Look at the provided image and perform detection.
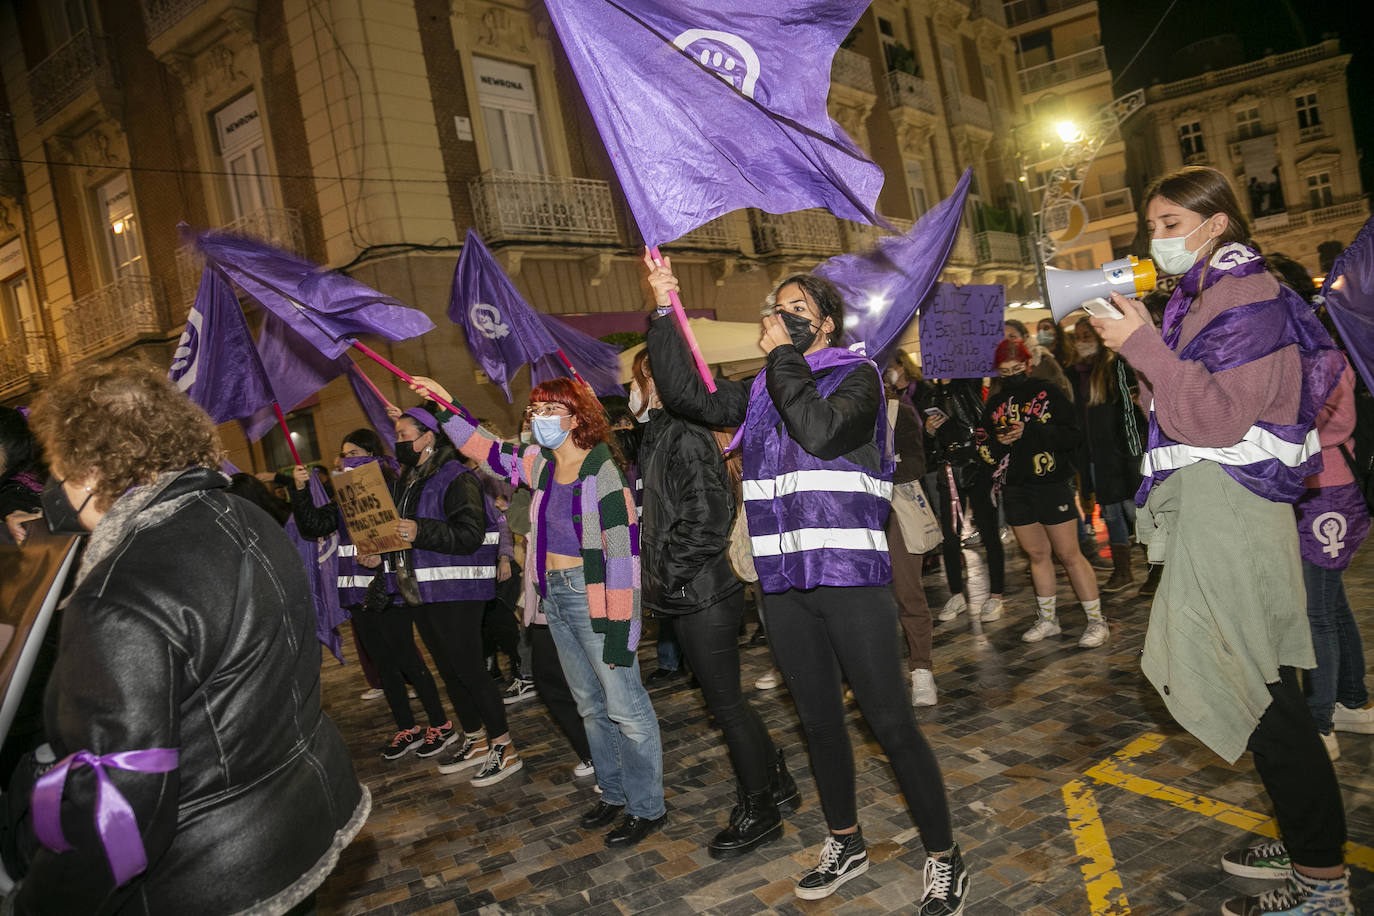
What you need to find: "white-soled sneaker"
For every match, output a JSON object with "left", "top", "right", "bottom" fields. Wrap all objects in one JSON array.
[
  {"left": 360, "top": 687, "right": 385, "bottom": 701},
  {"left": 1021, "top": 617, "right": 1061, "bottom": 643},
  {"left": 912, "top": 668, "right": 938, "bottom": 707},
  {"left": 920, "top": 844, "right": 970, "bottom": 916},
  {"left": 754, "top": 669, "right": 781, "bottom": 690},
  {"left": 572, "top": 758, "right": 595, "bottom": 778},
  {"left": 937, "top": 594, "right": 967, "bottom": 622},
  {"left": 1078, "top": 621, "right": 1109, "bottom": 649},
  {"left": 979, "top": 597, "right": 1003, "bottom": 622},
  {"left": 470, "top": 742, "right": 524, "bottom": 787},
  {"left": 1332, "top": 702, "right": 1374, "bottom": 734},
  {"left": 795, "top": 832, "right": 868, "bottom": 900}
]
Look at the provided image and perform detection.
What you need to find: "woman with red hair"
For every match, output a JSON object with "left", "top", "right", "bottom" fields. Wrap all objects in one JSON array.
[
  {"left": 977, "top": 338, "right": 1107, "bottom": 647},
  {"left": 410, "top": 375, "right": 665, "bottom": 850}
]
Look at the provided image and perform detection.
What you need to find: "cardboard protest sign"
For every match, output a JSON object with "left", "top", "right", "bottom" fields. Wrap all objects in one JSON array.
[
  {"left": 332, "top": 461, "right": 409, "bottom": 556},
  {"left": 917, "top": 283, "right": 1005, "bottom": 379}
]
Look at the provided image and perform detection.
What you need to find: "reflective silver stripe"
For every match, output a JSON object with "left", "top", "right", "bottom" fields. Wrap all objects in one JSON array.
[
  {"left": 416, "top": 565, "right": 497, "bottom": 581},
  {"left": 1140, "top": 422, "right": 1320, "bottom": 476},
  {"left": 340, "top": 533, "right": 497, "bottom": 555},
  {"left": 338, "top": 576, "right": 374, "bottom": 588},
  {"left": 749, "top": 527, "right": 888, "bottom": 557},
  {"left": 743, "top": 469, "right": 891, "bottom": 502},
  {"left": 338, "top": 545, "right": 356, "bottom": 558},
  {"left": 482, "top": 531, "right": 500, "bottom": 545}
]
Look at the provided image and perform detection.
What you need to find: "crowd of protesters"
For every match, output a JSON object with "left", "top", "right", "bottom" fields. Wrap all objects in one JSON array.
[{"left": 0, "top": 165, "right": 1368, "bottom": 915}]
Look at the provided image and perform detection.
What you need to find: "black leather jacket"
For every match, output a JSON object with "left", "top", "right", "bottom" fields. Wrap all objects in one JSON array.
[
  {"left": 15, "top": 469, "right": 367, "bottom": 915},
  {"left": 638, "top": 407, "right": 743, "bottom": 614}
]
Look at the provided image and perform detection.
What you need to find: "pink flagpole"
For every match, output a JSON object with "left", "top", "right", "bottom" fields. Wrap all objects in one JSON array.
[
  {"left": 554, "top": 348, "right": 588, "bottom": 389},
  {"left": 273, "top": 402, "right": 303, "bottom": 466},
  {"left": 349, "top": 340, "right": 471, "bottom": 420},
  {"left": 649, "top": 246, "right": 716, "bottom": 393},
  {"left": 348, "top": 361, "right": 392, "bottom": 408}
]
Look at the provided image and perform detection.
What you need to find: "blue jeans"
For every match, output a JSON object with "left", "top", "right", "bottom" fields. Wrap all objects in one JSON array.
[
  {"left": 542, "top": 568, "right": 665, "bottom": 819},
  {"left": 1302, "top": 560, "right": 1370, "bottom": 733},
  {"left": 1089, "top": 462, "right": 1137, "bottom": 544}
]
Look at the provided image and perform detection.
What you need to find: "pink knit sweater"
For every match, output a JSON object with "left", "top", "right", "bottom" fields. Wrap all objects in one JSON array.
[{"left": 1306, "top": 362, "right": 1357, "bottom": 489}]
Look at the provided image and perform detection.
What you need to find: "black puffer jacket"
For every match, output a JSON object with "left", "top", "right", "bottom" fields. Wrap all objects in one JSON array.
[
  {"left": 639, "top": 407, "right": 742, "bottom": 614},
  {"left": 15, "top": 468, "right": 368, "bottom": 915}
]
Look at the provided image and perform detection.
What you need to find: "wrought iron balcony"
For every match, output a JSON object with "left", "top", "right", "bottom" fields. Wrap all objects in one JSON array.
[
  {"left": 885, "top": 71, "right": 938, "bottom": 115},
  {"left": 748, "top": 210, "right": 843, "bottom": 256},
  {"left": 672, "top": 216, "right": 736, "bottom": 250},
  {"left": 140, "top": 0, "right": 210, "bottom": 39},
  {"left": 177, "top": 207, "right": 304, "bottom": 307},
  {"left": 0, "top": 114, "right": 19, "bottom": 201},
  {"left": 831, "top": 49, "right": 875, "bottom": 94},
  {"left": 974, "top": 230, "right": 1030, "bottom": 264},
  {"left": 65, "top": 275, "right": 166, "bottom": 362},
  {"left": 839, "top": 217, "right": 914, "bottom": 253},
  {"left": 27, "top": 30, "right": 119, "bottom": 126},
  {"left": 0, "top": 332, "right": 50, "bottom": 400},
  {"left": 469, "top": 171, "right": 619, "bottom": 245},
  {"left": 1018, "top": 46, "right": 1108, "bottom": 94},
  {"left": 944, "top": 93, "right": 993, "bottom": 132}
]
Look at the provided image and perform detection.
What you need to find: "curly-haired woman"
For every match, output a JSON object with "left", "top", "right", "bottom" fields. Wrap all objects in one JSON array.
[{"left": 19, "top": 360, "right": 367, "bottom": 914}]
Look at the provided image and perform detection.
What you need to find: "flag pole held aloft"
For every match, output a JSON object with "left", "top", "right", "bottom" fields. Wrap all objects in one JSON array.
[
  {"left": 272, "top": 402, "right": 302, "bottom": 466},
  {"left": 349, "top": 340, "right": 471, "bottom": 422},
  {"left": 650, "top": 247, "right": 716, "bottom": 392}
]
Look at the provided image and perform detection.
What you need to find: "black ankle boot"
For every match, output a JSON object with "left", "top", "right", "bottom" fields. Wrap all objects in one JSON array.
[
  {"left": 708, "top": 788, "right": 781, "bottom": 859},
  {"left": 770, "top": 749, "right": 799, "bottom": 811}
]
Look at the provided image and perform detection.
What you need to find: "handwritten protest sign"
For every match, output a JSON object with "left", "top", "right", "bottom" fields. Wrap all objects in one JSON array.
[
  {"left": 917, "top": 283, "right": 1005, "bottom": 379},
  {"left": 332, "top": 461, "right": 408, "bottom": 556}
]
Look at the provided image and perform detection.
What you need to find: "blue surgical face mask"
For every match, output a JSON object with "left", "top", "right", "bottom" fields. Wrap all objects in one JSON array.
[
  {"left": 531, "top": 415, "right": 570, "bottom": 448},
  {"left": 1150, "top": 220, "right": 1210, "bottom": 275}
]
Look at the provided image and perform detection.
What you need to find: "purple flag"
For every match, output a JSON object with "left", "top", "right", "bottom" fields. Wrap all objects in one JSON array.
[
  {"left": 543, "top": 0, "right": 883, "bottom": 248},
  {"left": 449, "top": 230, "right": 624, "bottom": 400},
  {"left": 348, "top": 364, "right": 397, "bottom": 453},
  {"left": 815, "top": 168, "right": 972, "bottom": 364},
  {"left": 194, "top": 231, "right": 435, "bottom": 359},
  {"left": 285, "top": 471, "right": 346, "bottom": 663},
  {"left": 169, "top": 265, "right": 276, "bottom": 425},
  {"left": 244, "top": 312, "right": 353, "bottom": 441},
  {"left": 1322, "top": 216, "right": 1374, "bottom": 393}
]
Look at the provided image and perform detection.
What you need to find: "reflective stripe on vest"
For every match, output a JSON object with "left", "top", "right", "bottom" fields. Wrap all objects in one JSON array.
[
  {"left": 339, "top": 575, "right": 374, "bottom": 589},
  {"left": 742, "top": 468, "right": 892, "bottom": 502},
  {"left": 1140, "top": 423, "right": 1320, "bottom": 477},
  {"left": 750, "top": 526, "right": 888, "bottom": 557}
]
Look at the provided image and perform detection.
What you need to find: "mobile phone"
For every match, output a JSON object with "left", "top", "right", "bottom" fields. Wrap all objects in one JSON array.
[
  {"left": 924, "top": 408, "right": 948, "bottom": 419},
  {"left": 1082, "top": 297, "right": 1123, "bottom": 319}
]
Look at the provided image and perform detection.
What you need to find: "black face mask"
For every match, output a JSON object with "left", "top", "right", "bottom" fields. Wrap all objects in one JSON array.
[
  {"left": 1000, "top": 372, "right": 1030, "bottom": 389},
  {"left": 777, "top": 310, "right": 822, "bottom": 351},
  {"left": 42, "top": 476, "right": 94, "bottom": 535},
  {"left": 395, "top": 440, "right": 422, "bottom": 467}
]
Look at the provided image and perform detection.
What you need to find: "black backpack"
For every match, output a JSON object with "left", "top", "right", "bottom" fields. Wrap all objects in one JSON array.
[{"left": 1338, "top": 384, "right": 1374, "bottom": 510}]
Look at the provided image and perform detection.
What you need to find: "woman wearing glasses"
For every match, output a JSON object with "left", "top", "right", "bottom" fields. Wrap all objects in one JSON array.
[
  {"left": 408, "top": 377, "right": 665, "bottom": 850},
  {"left": 977, "top": 339, "right": 1107, "bottom": 648}
]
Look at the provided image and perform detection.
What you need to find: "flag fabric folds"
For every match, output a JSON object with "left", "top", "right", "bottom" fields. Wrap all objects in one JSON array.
[
  {"left": 543, "top": 0, "right": 883, "bottom": 248},
  {"left": 815, "top": 168, "right": 973, "bottom": 364},
  {"left": 449, "top": 229, "right": 624, "bottom": 399},
  {"left": 244, "top": 312, "right": 354, "bottom": 441},
  {"left": 284, "top": 472, "right": 347, "bottom": 663},
  {"left": 169, "top": 264, "right": 276, "bottom": 425},
  {"left": 1322, "top": 216, "right": 1374, "bottom": 393}
]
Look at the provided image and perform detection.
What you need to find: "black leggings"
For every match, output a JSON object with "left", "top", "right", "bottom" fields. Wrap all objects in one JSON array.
[
  {"left": 936, "top": 468, "right": 1003, "bottom": 595},
  {"left": 413, "top": 599, "right": 509, "bottom": 738},
  {"left": 764, "top": 585, "right": 953, "bottom": 851},
  {"left": 671, "top": 589, "right": 776, "bottom": 794},
  {"left": 1248, "top": 667, "right": 1347, "bottom": 868},
  {"left": 482, "top": 575, "right": 524, "bottom": 678},
  {"left": 351, "top": 608, "right": 447, "bottom": 732},
  {"left": 529, "top": 624, "right": 591, "bottom": 761}
]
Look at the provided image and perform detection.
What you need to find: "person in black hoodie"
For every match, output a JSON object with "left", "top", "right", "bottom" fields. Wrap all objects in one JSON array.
[
  {"left": 630, "top": 349, "right": 797, "bottom": 858},
  {"left": 977, "top": 339, "right": 1108, "bottom": 648}
]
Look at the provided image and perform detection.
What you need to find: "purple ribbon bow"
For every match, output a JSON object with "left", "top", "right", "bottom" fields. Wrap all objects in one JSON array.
[{"left": 32, "top": 748, "right": 179, "bottom": 886}]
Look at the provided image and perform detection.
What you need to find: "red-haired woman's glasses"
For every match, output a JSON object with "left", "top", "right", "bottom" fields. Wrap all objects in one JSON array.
[{"left": 526, "top": 403, "right": 571, "bottom": 418}]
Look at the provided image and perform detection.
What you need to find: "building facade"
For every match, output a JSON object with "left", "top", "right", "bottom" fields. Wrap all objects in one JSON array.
[
  {"left": 0, "top": 0, "right": 1040, "bottom": 472},
  {"left": 1125, "top": 39, "right": 1368, "bottom": 279}
]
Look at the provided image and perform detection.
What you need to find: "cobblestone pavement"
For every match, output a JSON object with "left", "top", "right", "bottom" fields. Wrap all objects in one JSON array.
[{"left": 315, "top": 534, "right": 1374, "bottom": 915}]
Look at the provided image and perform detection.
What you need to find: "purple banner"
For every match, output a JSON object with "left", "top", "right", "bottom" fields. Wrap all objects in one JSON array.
[{"left": 917, "top": 283, "right": 1006, "bottom": 379}]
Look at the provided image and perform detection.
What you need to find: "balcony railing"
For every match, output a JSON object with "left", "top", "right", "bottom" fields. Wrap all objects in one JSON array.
[
  {"left": 1018, "top": 46, "right": 1108, "bottom": 94},
  {"left": 0, "top": 332, "right": 50, "bottom": 399},
  {"left": 749, "top": 210, "right": 843, "bottom": 256},
  {"left": 840, "top": 217, "right": 915, "bottom": 253},
  {"left": 469, "top": 171, "right": 618, "bottom": 245},
  {"left": 66, "top": 274, "right": 166, "bottom": 362},
  {"left": 831, "top": 49, "right": 875, "bottom": 94},
  {"left": 177, "top": 207, "right": 305, "bottom": 308},
  {"left": 962, "top": 0, "right": 1008, "bottom": 26},
  {"left": 1003, "top": 0, "right": 1094, "bottom": 27},
  {"left": 885, "top": 71, "right": 937, "bottom": 115},
  {"left": 974, "top": 231, "right": 1029, "bottom": 264},
  {"left": 140, "top": 0, "right": 209, "bottom": 39},
  {"left": 0, "top": 114, "right": 19, "bottom": 200},
  {"left": 944, "top": 93, "right": 993, "bottom": 132},
  {"left": 1152, "top": 41, "right": 1338, "bottom": 100},
  {"left": 27, "top": 30, "right": 119, "bottom": 125},
  {"left": 672, "top": 215, "right": 736, "bottom": 250},
  {"left": 1250, "top": 199, "right": 1369, "bottom": 235},
  {"left": 948, "top": 228, "right": 977, "bottom": 264},
  {"left": 1080, "top": 187, "right": 1134, "bottom": 223}
]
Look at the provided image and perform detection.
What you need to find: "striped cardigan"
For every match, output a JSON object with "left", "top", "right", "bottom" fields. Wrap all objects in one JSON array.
[{"left": 438, "top": 411, "right": 641, "bottom": 666}]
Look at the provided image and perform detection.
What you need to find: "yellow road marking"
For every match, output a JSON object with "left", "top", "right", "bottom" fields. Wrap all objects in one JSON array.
[{"left": 1062, "top": 779, "right": 1132, "bottom": 916}]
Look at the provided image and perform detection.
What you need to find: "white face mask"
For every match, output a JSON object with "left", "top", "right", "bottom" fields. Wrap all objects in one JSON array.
[
  {"left": 1077, "top": 342, "right": 1098, "bottom": 359},
  {"left": 628, "top": 383, "right": 649, "bottom": 422},
  {"left": 1150, "top": 219, "right": 1212, "bottom": 275}
]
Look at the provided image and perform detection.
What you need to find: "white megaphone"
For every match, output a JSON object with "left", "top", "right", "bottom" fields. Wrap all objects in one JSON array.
[{"left": 1046, "top": 257, "right": 1157, "bottom": 323}]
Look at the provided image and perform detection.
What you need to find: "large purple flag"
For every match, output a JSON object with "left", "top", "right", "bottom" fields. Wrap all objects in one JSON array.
[
  {"left": 543, "top": 0, "right": 883, "bottom": 248},
  {"left": 815, "top": 168, "right": 972, "bottom": 364},
  {"left": 194, "top": 231, "right": 435, "bottom": 359},
  {"left": 449, "top": 230, "right": 624, "bottom": 399},
  {"left": 169, "top": 264, "right": 276, "bottom": 424},
  {"left": 244, "top": 312, "right": 352, "bottom": 441},
  {"left": 285, "top": 471, "right": 346, "bottom": 663},
  {"left": 348, "top": 364, "right": 398, "bottom": 453},
  {"left": 1322, "top": 216, "right": 1374, "bottom": 393}
]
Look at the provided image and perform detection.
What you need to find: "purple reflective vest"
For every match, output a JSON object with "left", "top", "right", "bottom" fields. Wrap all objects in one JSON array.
[
  {"left": 741, "top": 348, "right": 894, "bottom": 593},
  {"left": 400, "top": 459, "right": 499, "bottom": 603},
  {"left": 335, "top": 534, "right": 374, "bottom": 607}
]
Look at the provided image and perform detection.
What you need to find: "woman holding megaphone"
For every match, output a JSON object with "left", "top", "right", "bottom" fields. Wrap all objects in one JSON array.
[{"left": 1092, "top": 166, "right": 1350, "bottom": 915}]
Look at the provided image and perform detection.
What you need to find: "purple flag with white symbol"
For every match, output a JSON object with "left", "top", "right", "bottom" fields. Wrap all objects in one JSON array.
[
  {"left": 194, "top": 231, "right": 435, "bottom": 359},
  {"left": 449, "top": 230, "right": 623, "bottom": 400},
  {"left": 1322, "top": 216, "right": 1374, "bottom": 393},
  {"left": 169, "top": 264, "right": 276, "bottom": 424},
  {"left": 543, "top": 0, "right": 883, "bottom": 248},
  {"left": 244, "top": 312, "right": 353, "bottom": 441},
  {"left": 815, "top": 168, "right": 972, "bottom": 364}
]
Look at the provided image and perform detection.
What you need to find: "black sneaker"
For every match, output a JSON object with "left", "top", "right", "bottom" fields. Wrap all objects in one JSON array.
[
  {"left": 381, "top": 727, "right": 423, "bottom": 760},
  {"left": 795, "top": 831, "right": 868, "bottom": 900},
  {"left": 920, "top": 844, "right": 970, "bottom": 916},
  {"left": 1221, "top": 838, "right": 1290, "bottom": 879},
  {"left": 415, "top": 721, "right": 457, "bottom": 759},
  {"left": 470, "top": 742, "right": 523, "bottom": 787},
  {"left": 503, "top": 677, "right": 536, "bottom": 706},
  {"left": 1221, "top": 875, "right": 1309, "bottom": 916},
  {"left": 646, "top": 667, "right": 682, "bottom": 685}
]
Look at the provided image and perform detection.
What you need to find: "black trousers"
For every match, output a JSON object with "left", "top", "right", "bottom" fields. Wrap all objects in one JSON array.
[
  {"left": 529, "top": 624, "right": 591, "bottom": 761},
  {"left": 764, "top": 584, "right": 953, "bottom": 851},
  {"left": 671, "top": 589, "right": 775, "bottom": 794},
  {"left": 482, "top": 573, "right": 524, "bottom": 679},
  {"left": 350, "top": 608, "right": 446, "bottom": 732},
  {"left": 413, "top": 599, "right": 509, "bottom": 738},
  {"left": 1248, "top": 667, "right": 1347, "bottom": 868},
  {"left": 936, "top": 468, "right": 1003, "bottom": 595}
]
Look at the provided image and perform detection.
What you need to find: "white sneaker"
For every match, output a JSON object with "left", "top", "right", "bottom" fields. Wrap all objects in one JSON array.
[
  {"left": 754, "top": 669, "right": 781, "bottom": 690},
  {"left": 1021, "top": 617, "right": 1061, "bottom": 643},
  {"left": 360, "top": 687, "right": 385, "bottom": 701},
  {"left": 1321, "top": 730, "right": 1341, "bottom": 761},
  {"left": 1078, "top": 621, "right": 1110, "bottom": 649},
  {"left": 1332, "top": 702, "right": 1374, "bottom": 734},
  {"left": 937, "top": 594, "right": 967, "bottom": 622},
  {"left": 911, "top": 669, "right": 937, "bottom": 707},
  {"left": 572, "top": 758, "right": 595, "bottom": 778},
  {"left": 979, "top": 597, "right": 1003, "bottom": 622}
]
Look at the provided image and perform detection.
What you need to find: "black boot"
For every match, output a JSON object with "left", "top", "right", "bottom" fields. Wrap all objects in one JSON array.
[
  {"left": 1137, "top": 562, "right": 1163, "bottom": 599},
  {"left": 770, "top": 749, "right": 799, "bottom": 811},
  {"left": 708, "top": 788, "right": 781, "bottom": 859}
]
